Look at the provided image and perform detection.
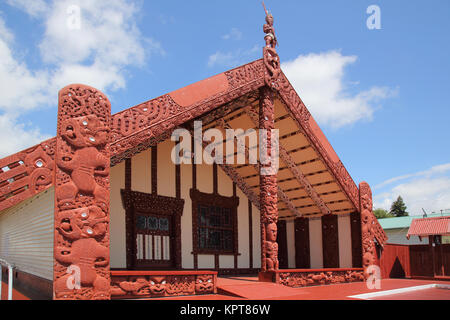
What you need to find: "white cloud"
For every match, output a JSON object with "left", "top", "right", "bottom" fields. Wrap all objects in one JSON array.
[
  {"left": 373, "top": 163, "right": 450, "bottom": 216},
  {"left": 6, "top": 0, "right": 49, "bottom": 17},
  {"left": 374, "top": 163, "right": 450, "bottom": 190},
  {"left": 222, "top": 28, "right": 243, "bottom": 41},
  {"left": 281, "top": 50, "right": 397, "bottom": 128},
  {"left": 0, "top": 34, "right": 51, "bottom": 112},
  {"left": 208, "top": 45, "right": 259, "bottom": 68},
  {"left": 0, "top": 0, "right": 162, "bottom": 157},
  {"left": 0, "top": 114, "right": 51, "bottom": 158}
]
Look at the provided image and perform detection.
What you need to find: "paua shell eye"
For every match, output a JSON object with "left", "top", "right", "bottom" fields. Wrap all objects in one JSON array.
[{"left": 150, "top": 281, "right": 155, "bottom": 285}]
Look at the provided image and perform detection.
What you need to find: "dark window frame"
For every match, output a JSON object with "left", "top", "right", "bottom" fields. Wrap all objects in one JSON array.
[{"left": 190, "top": 188, "right": 239, "bottom": 255}]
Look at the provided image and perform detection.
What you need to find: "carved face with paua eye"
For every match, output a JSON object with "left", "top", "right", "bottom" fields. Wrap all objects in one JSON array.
[
  {"left": 61, "top": 115, "right": 109, "bottom": 149},
  {"left": 149, "top": 276, "right": 167, "bottom": 296},
  {"left": 195, "top": 275, "right": 214, "bottom": 294}
]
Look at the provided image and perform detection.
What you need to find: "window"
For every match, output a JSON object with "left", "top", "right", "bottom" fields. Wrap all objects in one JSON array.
[
  {"left": 198, "top": 205, "right": 233, "bottom": 252},
  {"left": 191, "top": 189, "right": 239, "bottom": 255}
]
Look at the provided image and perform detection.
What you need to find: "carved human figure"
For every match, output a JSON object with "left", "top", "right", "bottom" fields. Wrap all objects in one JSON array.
[
  {"left": 56, "top": 115, "right": 110, "bottom": 212},
  {"left": 359, "top": 182, "right": 378, "bottom": 279},
  {"left": 54, "top": 238, "right": 110, "bottom": 299},
  {"left": 56, "top": 206, "right": 109, "bottom": 241},
  {"left": 262, "top": 3, "right": 280, "bottom": 88},
  {"left": 264, "top": 222, "right": 279, "bottom": 271},
  {"left": 262, "top": 2, "right": 277, "bottom": 48}
]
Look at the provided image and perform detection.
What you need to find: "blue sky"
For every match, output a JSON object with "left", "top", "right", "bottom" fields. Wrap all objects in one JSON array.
[{"left": 0, "top": 0, "right": 449, "bottom": 215}]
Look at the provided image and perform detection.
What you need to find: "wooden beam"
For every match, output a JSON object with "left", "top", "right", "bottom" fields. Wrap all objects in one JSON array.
[
  {"left": 245, "top": 107, "right": 332, "bottom": 216},
  {"left": 215, "top": 117, "right": 301, "bottom": 217}
]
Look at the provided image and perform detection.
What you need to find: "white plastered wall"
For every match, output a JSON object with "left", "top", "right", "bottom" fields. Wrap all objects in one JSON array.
[
  {"left": 110, "top": 161, "right": 127, "bottom": 268},
  {"left": 286, "top": 219, "right": 296, "bottom": 268},
  {"left": 338, "top": 214, "right": 353, "bottom": 268},
  {"left": 109, "top": 138, "right": 261, "bottom": 270},
  {"left": 309, "top": 217, "right": 323, "bottom": 268}
]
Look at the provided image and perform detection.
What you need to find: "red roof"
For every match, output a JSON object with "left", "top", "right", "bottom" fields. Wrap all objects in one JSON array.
[
  {"left": 407, "top": 216, "right": 450, "bottom": 239},
  {"left": 0, "top": 59, "right": 361, "bottom": 214}
]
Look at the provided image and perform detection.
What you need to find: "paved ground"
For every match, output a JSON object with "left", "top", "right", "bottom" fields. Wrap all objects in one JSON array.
[
  {"left": 1, "top": 281, "right": 30, "bottom": 300},
  {"left": 161, "top": 277, "right": 450, "bottom": 300},
  {"left": 3, "top": 278, "right": 450, "bottom": 300}
]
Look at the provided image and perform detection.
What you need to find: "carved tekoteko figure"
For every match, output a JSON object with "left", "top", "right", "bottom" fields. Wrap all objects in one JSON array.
[{"left": 262, "top": 2, "right": 281, "bottom": 89}]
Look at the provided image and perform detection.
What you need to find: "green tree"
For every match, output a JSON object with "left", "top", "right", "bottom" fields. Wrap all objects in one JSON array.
[
  {"left": 373, "top": 208, "right": 394, "bottom": 219},
  {"left": 389, "top": 196, "right": 409, "bottom": 217}
]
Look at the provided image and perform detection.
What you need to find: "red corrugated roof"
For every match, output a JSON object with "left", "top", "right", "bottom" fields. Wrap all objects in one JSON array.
[{"left": 407, "top": 216, "right": 450, "bottom": 239}]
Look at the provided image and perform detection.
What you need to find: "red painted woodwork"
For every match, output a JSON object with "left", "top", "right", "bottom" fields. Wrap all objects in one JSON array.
[
  {"left": 277, "top": 220, "right": 288, "bottom": 269},
  {"left": 0, "top": 57, "right": 365, "bottom": 220},
  {"left": 0, "top": 139, "right": 55, "bottom": 212},
  {"left": 259, "top": 86, "right": 279, "bottom": 273},
  {"left": 322, "top": 214, "right": 340, "bottom": 268},
  {"left": 380, "top": 244, "right": 411, "bottom": 279},
  {"left": 359, "top": 182, "right": 386, "bottom": 279},
  {"left": 294, "top": 217, "right": 310, "bottom": 268},
  {"left": 380, "top": 243, "right": 450, "bottom": 279},
  {"left": 54, "top": 84, "right": 112, "bottom": 300},
  {"left": 259, "top": 268, "right": 365, "bottom": 288},
  {"left": 110, "top": 270, "right": 217, "bottom": 299},
  {"left": 262, "top": 7, "right": 280, "bottom": 90}
]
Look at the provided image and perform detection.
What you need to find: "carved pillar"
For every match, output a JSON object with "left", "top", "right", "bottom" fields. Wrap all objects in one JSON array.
[
  {"left": 259, "top": 86, "right": 279, "bottom": 273},
  {"left": 359, "top": 182, "right": 376, "bottom": 279},
  {"left": 54, "top": 84, "right": 111, "bottom": 300}
]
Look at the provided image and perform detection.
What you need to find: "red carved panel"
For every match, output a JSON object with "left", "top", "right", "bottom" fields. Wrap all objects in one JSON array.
[
  {"left": 54, "top": 84, "right": 111, "bottom": 300},
  {"left": 0, "top": 139, "right": 56, "bottom": 211},
  {"left": 110, "top": 271, "right": 217, "bottom": 299},
  {"left": 359, "top": 182, "right": 388, "bottom": 278},
  {"left": 322, "top": 214, "right": 340, "bottom": 268},
  {"left": 276, "top": 268, "right": 365, "bottom": 288},
  {"left": 259, "top": 86, "right": 279, "bottom": 273},
  {"left": 294, "top": 217, "right": 310, "bottom": 268}
]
